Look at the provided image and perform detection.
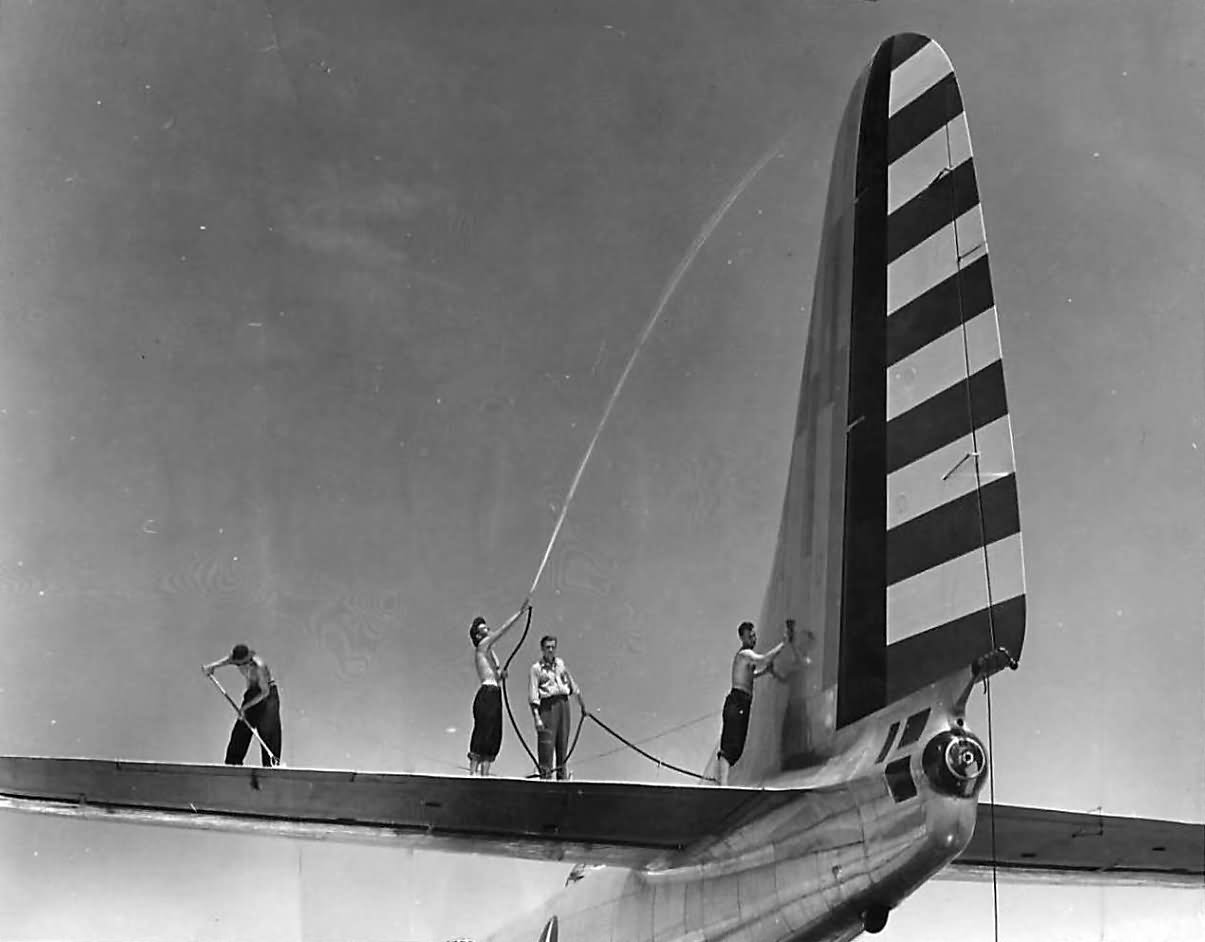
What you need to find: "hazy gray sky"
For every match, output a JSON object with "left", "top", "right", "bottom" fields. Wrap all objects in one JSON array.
[{"left": 0, "top": 1, "right": 1202, "bottom": 939}]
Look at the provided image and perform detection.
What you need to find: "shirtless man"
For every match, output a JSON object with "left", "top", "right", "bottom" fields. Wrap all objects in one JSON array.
[
  {"left": 716, "top": 621, "right": 791, "bottom": 786},
  {"left": 203, "top": 644, "right": 282, "bottom": 767},
  {"left": 467, "top": 597, "right": 531, "bottom": 776}
]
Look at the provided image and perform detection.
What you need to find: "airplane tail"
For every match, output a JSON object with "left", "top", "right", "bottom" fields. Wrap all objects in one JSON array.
[{"left": 733, "top": 34, "right": 1026, "bottom": 782}]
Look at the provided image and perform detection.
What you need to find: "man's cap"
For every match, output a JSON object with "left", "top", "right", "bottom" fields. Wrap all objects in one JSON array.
[
  {"left": 737, "top": 621, "right": 755, "bottom": 634},
  {"left": 470, "top": 616, "right": 486, "bottom": 631},
  {"left": 230, "top": 643, "right": 252, "bottom": 664}
]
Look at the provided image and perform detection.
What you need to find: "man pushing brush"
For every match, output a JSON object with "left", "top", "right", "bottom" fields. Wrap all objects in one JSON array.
[{"left": 203, "top": 644, "right": 282, "bottom": 767}]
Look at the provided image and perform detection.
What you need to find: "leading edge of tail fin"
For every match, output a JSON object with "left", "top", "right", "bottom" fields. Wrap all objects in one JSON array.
[{"left": 739, "top": 34, "right": 1026, "bottom": 780}]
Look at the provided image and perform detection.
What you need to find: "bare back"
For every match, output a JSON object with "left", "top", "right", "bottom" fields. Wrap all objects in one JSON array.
[{"left": 237, "top": 656, "right": 272, "bottom": 693}]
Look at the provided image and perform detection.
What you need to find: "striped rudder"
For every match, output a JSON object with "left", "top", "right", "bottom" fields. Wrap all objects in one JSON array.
[
  {"left": 879, "top": 35, "right": 1025, "bottom": 705},
  {"left": 736, "top": 34, "right": 1026, "bottom": 780}
]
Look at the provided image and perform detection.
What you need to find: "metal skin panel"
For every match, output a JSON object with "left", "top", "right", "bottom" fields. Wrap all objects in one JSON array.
[
  {"left": 652, "top": 881, "right": 686, "bottom": 942},
  {"left": 738, "top": 866, "right": 776, "bottom": 928},
  {"left": 683, "top": 879, "right": 705, "bottom": 935},
  {"left": 700, "top": 871, "right": 743, "bottom": 930},
  {"left": 603, "top": 873, "right": 653, "bottom": 942},
  {"left": 772, "top": 857, "right": 820, "bottom": 935},
  {"left": 558, "top": 908, "right": 604, "bottom": 942}
]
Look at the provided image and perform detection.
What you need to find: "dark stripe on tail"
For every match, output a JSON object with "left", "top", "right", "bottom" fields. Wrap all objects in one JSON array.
[
  {"left": 887, "top": 255, "right": 994, "bottom": 366},
  {"left": 890, "top": 34, "right": 931, "bottom": 69},
  {"left": 887, "top": 159, "right": 980, "bottom": 263},
  {"left": 887, "top": 475, "right": 1021, "bottom": 586},
  {"left": 886, "top": 360, "right": 1009, "bottom": 475},
  {"left": 887, "top": 596, "right": 1026, "bottom": 700},
  {"left": 887, "top": 73, "right": 963, "bottom": 163}
]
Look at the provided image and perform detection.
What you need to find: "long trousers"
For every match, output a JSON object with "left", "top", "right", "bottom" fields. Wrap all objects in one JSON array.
[
  {"left": 536, "top": 695, "right": 571, "bottom": 779},
  {"left": 225, "top": 686, "right": 282, "bottom": 767}
]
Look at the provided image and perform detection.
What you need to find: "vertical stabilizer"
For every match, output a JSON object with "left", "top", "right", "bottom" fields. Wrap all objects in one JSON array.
[{"left": 734, "top": 35, "right": 1025, "bottom": 783}]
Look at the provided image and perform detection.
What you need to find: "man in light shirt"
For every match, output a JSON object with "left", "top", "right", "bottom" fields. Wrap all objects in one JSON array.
[{"left": 528, "top": 635, "right": 582, "bottom": 780}]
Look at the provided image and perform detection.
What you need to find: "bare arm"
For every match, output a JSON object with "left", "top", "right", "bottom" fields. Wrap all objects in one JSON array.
[
  {"left": 202, "top": 656, "right": 231, "bottom": 675},
  {"left": 746, "top": 641, "right": 787, "bottom": 670},
  {"left": 482, "top": 597, "right": 531, "bottom": 653},
  {"left": 754, "top": 625, "right": 797, "bottom": 678}
]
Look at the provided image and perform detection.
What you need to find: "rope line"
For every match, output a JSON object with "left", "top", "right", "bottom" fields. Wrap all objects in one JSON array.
[
  {"left": 943, "top": 97, "right": 1001, "bottom": 942},
  {"left": 582, "top": 710, "right": 715, "bottom": 782},
  {"left": 500, "top": 607, "right": 540, "bottom": 771},
  {"left": 574, "top": 709, "right": 718, "bottom": 767}
]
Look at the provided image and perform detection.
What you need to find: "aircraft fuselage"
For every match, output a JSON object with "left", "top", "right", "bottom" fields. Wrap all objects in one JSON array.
[{"left": 488, "top": 676, "right": 986, "bottom": 942}]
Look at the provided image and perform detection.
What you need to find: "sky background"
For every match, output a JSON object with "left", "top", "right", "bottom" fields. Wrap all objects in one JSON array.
[{"left": 0, "top": 0, "right": 1202, "bottom": 939}]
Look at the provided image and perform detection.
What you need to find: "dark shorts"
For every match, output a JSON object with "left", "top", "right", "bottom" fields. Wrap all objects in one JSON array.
[
  {"left": 718, "top": 688, "right": 753, "bottom": 766},
  {"left": 468, "top": 684, "right": 503, "bottom": 762}
]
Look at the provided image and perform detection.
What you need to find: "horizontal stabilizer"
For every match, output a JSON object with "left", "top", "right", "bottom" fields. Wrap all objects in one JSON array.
[
  {"left": 0, "top": 756, "right": 797, "bottom": 867},
  {"left": 951, "top": 803, "right": 1205, "bottom": 884}
]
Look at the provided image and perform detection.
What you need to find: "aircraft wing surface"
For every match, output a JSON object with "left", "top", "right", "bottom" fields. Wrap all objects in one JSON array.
[
  {"left": 0, "top": 756, "right": 798, "bottom": 867},
  {"left": 950, "top": 803, "right": 1204, "bottom": 884}
]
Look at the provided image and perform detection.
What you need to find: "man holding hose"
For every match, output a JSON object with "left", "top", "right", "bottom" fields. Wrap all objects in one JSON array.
[{"left": 467, "top": 597, "right": 531, "bottom": 775}]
